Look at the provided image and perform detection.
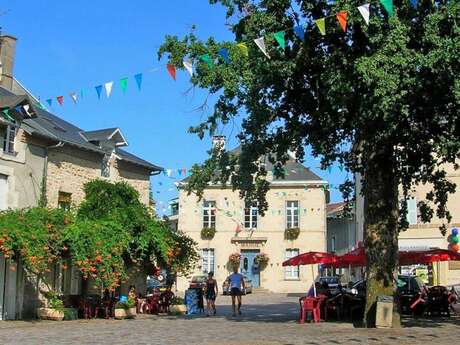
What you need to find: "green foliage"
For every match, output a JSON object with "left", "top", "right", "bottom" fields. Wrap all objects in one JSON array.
[
  {"left": 201, "top": 227, "right": 216, "bottom": 240},
  {"left": 158, "top": 0, "right": 460, "bottom": 232},
  {"left": 44, "top": 291, "right": 64, "bottom": 312},
  {"left": 115, "top": 298, "right": 136, "bottom": 309},
  {"left": 284, "top": 227, "right": 300, "bottom": 240},
  {"left": 0, "top": 207, "right": 72, "bottom": 274}
]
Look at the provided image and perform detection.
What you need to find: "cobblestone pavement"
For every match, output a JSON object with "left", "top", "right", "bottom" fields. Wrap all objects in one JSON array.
[{"left": 1, "top": 293, "right": 459, "bottom": 345}]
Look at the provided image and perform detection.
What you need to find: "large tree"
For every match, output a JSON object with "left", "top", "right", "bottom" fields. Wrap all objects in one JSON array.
[{"left": 159, "top": 0, "right": 460, "bottom": 326}]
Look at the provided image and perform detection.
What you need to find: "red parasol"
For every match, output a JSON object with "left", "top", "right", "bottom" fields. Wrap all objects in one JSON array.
[
  {"left": 399, "top": 249, "right": 460, "bottom": 265},
  {"left": 282, "top": 251, "right": 338, "bottom": 267}
]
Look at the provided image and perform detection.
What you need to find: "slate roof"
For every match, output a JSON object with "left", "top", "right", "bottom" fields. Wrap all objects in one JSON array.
[
  {"left": 181, "top": 145, "right": 324, "bottom": 184},
  {"left": 81, "top": 128, "right": 119, "bottom": 141},
  {"left": 0, "top": 86, "right": 162, "bottom": 172}
]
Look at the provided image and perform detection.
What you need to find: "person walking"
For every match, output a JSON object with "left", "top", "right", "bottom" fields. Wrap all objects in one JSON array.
[
  {"left": 227, "top": 267, "right": 245, "bottom": 317},
  {"left": 205, "top": 271, "right": 218, "bottom": 316}
]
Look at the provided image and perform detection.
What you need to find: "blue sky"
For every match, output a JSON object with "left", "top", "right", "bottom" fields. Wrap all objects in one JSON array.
[{"left": 1, "top": 0, "right": 347, "bottom": 214}]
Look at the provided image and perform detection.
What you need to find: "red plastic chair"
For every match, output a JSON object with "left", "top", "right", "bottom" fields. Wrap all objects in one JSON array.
[
  {"left": 299, "top": 297, "right": 320, "bottom": 323},
  {"left": 148, "top": 295, "right": 159, "bottom": 314}
]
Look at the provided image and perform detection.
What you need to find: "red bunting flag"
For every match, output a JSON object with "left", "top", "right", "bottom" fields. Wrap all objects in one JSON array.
[
  {"left": 56, "top": 96, "right": 64, "bottom": 106},
  {"left": 167, "top": 64, "right": 176, "bottom": 81},
  {"left": 336, "top": 11, "right": 348, "bottom": 32}
]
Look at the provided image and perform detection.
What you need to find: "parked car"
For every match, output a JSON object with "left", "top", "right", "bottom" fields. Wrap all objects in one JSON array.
[
  {"left": 189, "top": 275, "right": 208, "bottom": 290},
  {"left": 222, "top": 276, "right": 253, "bottom": 295},
  {"left": 318, "top": 276, "right": 342, "bottom": 295}
]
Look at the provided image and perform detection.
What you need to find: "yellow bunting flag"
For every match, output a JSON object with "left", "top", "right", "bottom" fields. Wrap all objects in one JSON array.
[
  {"left": 236, "top": 43, "right": 249, "bottom": 57},
  {"left": 315, "top": 18, "right": 326, "bottom": 36}
]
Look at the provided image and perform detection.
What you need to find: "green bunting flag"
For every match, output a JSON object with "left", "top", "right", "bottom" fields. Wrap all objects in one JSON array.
[
  {"left": 2, "top": 109, "right": 14, "bottom": 122},
  {"left": 380, "top": 0, "right": 394, "bottom": 16},
  {"left": 316, "top": 18, "right": 326, "bottom": 36},
  {"left": 273, "top": 31, "right": 286, "bottom": 50},
  {"left": 200, "top": 54, "right": 213, "bottom": 68},
  {"left": 120, "top": 77, "right": 128, "bottom": 93}
]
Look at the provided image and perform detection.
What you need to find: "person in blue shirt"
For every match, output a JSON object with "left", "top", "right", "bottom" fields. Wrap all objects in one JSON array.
[{"left": 226, "top": 266, "right": 246, "bottom": 317}]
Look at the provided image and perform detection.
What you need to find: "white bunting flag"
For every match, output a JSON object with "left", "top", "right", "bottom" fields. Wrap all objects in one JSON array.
[
  {"left": 358, "top": 3, "right": 370, "bottom": 25},
  {"left": 254, "top": 37, "right": 270, "bottom": 59},
  {"left": 104, "top": 81, "right": 114, "bottom": 98},
  {"left": 183, "top": 59, "right": 193, "bottom": 76},
  {"left": 69, "top": 92, "right": 78, "bottom": 104},
  {"left": 167, "top": 169, "right": 173, "bottom": 177}
]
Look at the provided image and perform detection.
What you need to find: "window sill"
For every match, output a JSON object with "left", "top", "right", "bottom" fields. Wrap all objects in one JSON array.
[{"left": 284, "top": 278, "right": 301, "bottom": 281}]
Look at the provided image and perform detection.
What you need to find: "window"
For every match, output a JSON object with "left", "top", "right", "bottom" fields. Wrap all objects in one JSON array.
[
  {"left": 286, "top": 201, "right": 299, "bottom": 229},
  {"left": 331, "top": 236, "right": 336, "bottom": 252},
  {"left": 285, "top": 249, "right": 299, "bottom": 279},
  {"left": 2, "top": 125, "right": 16, "bottom": 154},
  {"left": 203, "top": 200, "right": 216, "bottom": 229},
  {"left": 101, "top": 154, "right": 110, "bottom": 178},
  {"left": 58, "top": 192, "right": 72, "bottom": 211},
  {"left": 0, "top": 174, "right": 7, "bottom": 210},
  {"left": 201, "top": 249, "right": 215, "bottom": 274},
  {"left": 244, "top": 202, "right": 258, "bottom": 229},
  {"left": 406, "top": 197, "right": 417, "bottom": 225}
]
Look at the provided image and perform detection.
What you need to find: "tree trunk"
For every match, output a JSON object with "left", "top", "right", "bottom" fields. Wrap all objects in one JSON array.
[{"left": 363, "top": 146, "right": 400, "bottom": 328}]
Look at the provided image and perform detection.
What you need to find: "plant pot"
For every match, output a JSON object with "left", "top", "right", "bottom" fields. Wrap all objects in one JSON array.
[
  {"left": 169, "top": 304, "right": 187, "bottom": 315},
  {"left": 114, "top": 307, "right": 137, "bottom": 319},
  {"left": 38, "top": 308, "right": 64, "bottom": 321}
]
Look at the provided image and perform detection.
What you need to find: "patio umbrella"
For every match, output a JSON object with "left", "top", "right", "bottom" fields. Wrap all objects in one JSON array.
[
  {"left": 399, "top": 249, "right": 460, "bottom": 265},
  {"left": 333, "top": 246, "right": 366, "bottom": 268},
  {"left": 282, "top": 251, "right": 338, "bottom": 297}
]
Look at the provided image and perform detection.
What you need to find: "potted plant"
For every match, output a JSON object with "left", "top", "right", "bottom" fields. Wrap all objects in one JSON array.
[
  {"left": 114, "top": 297, "right": 137, "bottom": 319},
  {"left": 229, "top": 253, "right": 241, "bottom": 269},
  {"left": 201, "top": 227, "right": 216, "bottom": 240},
  {"left": 169, "top": 296, "right": 187, "bottom": 315},
  {"left": 38, "top": 292, "right": 65, "bottom": 321},
  {"left": 285, "top": 227, "right": 300, "bottom": 240},
  {"left": 254, "top": 253, "right": 269, "bottom": 268}
]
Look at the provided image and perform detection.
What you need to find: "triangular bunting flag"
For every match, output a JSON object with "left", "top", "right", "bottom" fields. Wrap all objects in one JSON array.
[
  {"left": 380, "top": 0, "right": 393, "bottom": 16},
  {"left": 339, "top": 164, "right": 344, "bottom": 172},
  {"left": 410, "top": 0, "right": 417, "bottom": 8},
  {"left": 104, "top": 81, "right": 113, "bottom": 98},
  {"left": 200, "top": 54, "right": 213, "bottom": 68},
  {"left": 2, "top": 109, "right": 14, "bottom": 122},
  {"left": 358, "top": 4, "right": 370, "bottom": 25},
  {"left": 120, "top": 77, "right": 128, "bottom": 93},
  {"left": 336, "top": 11, "right": 348, "bottom": 32},
  {"left": 273, "top": 31, "right": 285, "bottom": 50},
  {"left": 316, "top": 18, "right": 326, "bottom": 36},
  {"left": 134, "top": 73, "right": 143, "bottom": 91},
  {"left": 95, "top": 85, "right": 103, "bottom": 100},
  {"left": 46, "top": 99, "right": 52, "bottom": 107},
  {"left": 236, "top": 43, "right": 248, "bottom": 56},
  {"left": 254, "top": 37, "right": 270, "bottom": 59},
  {"left": 183, "top": 59, "right": 193, "bottom": 76},
  {"left": 80, "top": 89, "right": 84, "bottom": 99},
  {"left": 182, "top": 168, "right": 186, "bottom": 175},
  {"left": 177, "top": 169, "right": 182, "bottom": 176},
  {"left": 294, "top": 25, "right": 305, "bottom": 41},
  {"left": 57, "top": 96, "right": 64, "bottom": 105},
  {"left": 218, "top": 48, "right": 230, "bottom": 63},
  {"left": 69, "top": 92, "right": 77, "bottom": 104},
  {"left": 167, "top": 64, "right": 176, "bottom": 80}
]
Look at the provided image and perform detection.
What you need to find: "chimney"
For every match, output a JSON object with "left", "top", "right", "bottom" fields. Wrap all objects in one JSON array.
[
  {"left": 212, "top": 135, "right": 226, "bottom": 151},
  {"left": 0, "top": 35, "right": 17, "bottom": 91}
]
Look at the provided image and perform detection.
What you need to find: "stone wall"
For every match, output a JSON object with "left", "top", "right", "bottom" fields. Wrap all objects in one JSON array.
[{"left": 46, "top": 145, "right": 151, "bottom": 207}]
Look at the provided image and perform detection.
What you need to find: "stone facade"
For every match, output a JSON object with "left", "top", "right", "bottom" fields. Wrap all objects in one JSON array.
[
  {"left": 177, "top": 182, "right": 327, "bottom": 293},
  {"left": 45, "top": 145, "right": 151, "bottom": 208}
]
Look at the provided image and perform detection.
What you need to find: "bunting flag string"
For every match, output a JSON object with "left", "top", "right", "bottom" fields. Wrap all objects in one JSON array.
[{"left": 39, "top": 0, "right": 419, "bottom": 109}]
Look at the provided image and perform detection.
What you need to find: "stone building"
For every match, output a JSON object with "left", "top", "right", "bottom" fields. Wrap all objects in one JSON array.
[
  {"left": 0, "top": 34, "right": 162, "bottom": 319},
  {"left": 176, "top": 145, "right": 328, "bottom": 293}
]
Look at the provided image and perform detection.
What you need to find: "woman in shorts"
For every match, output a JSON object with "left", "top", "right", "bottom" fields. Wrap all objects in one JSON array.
[{"left": 205, "top": 271, "right": 218, "bottom": 316}]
